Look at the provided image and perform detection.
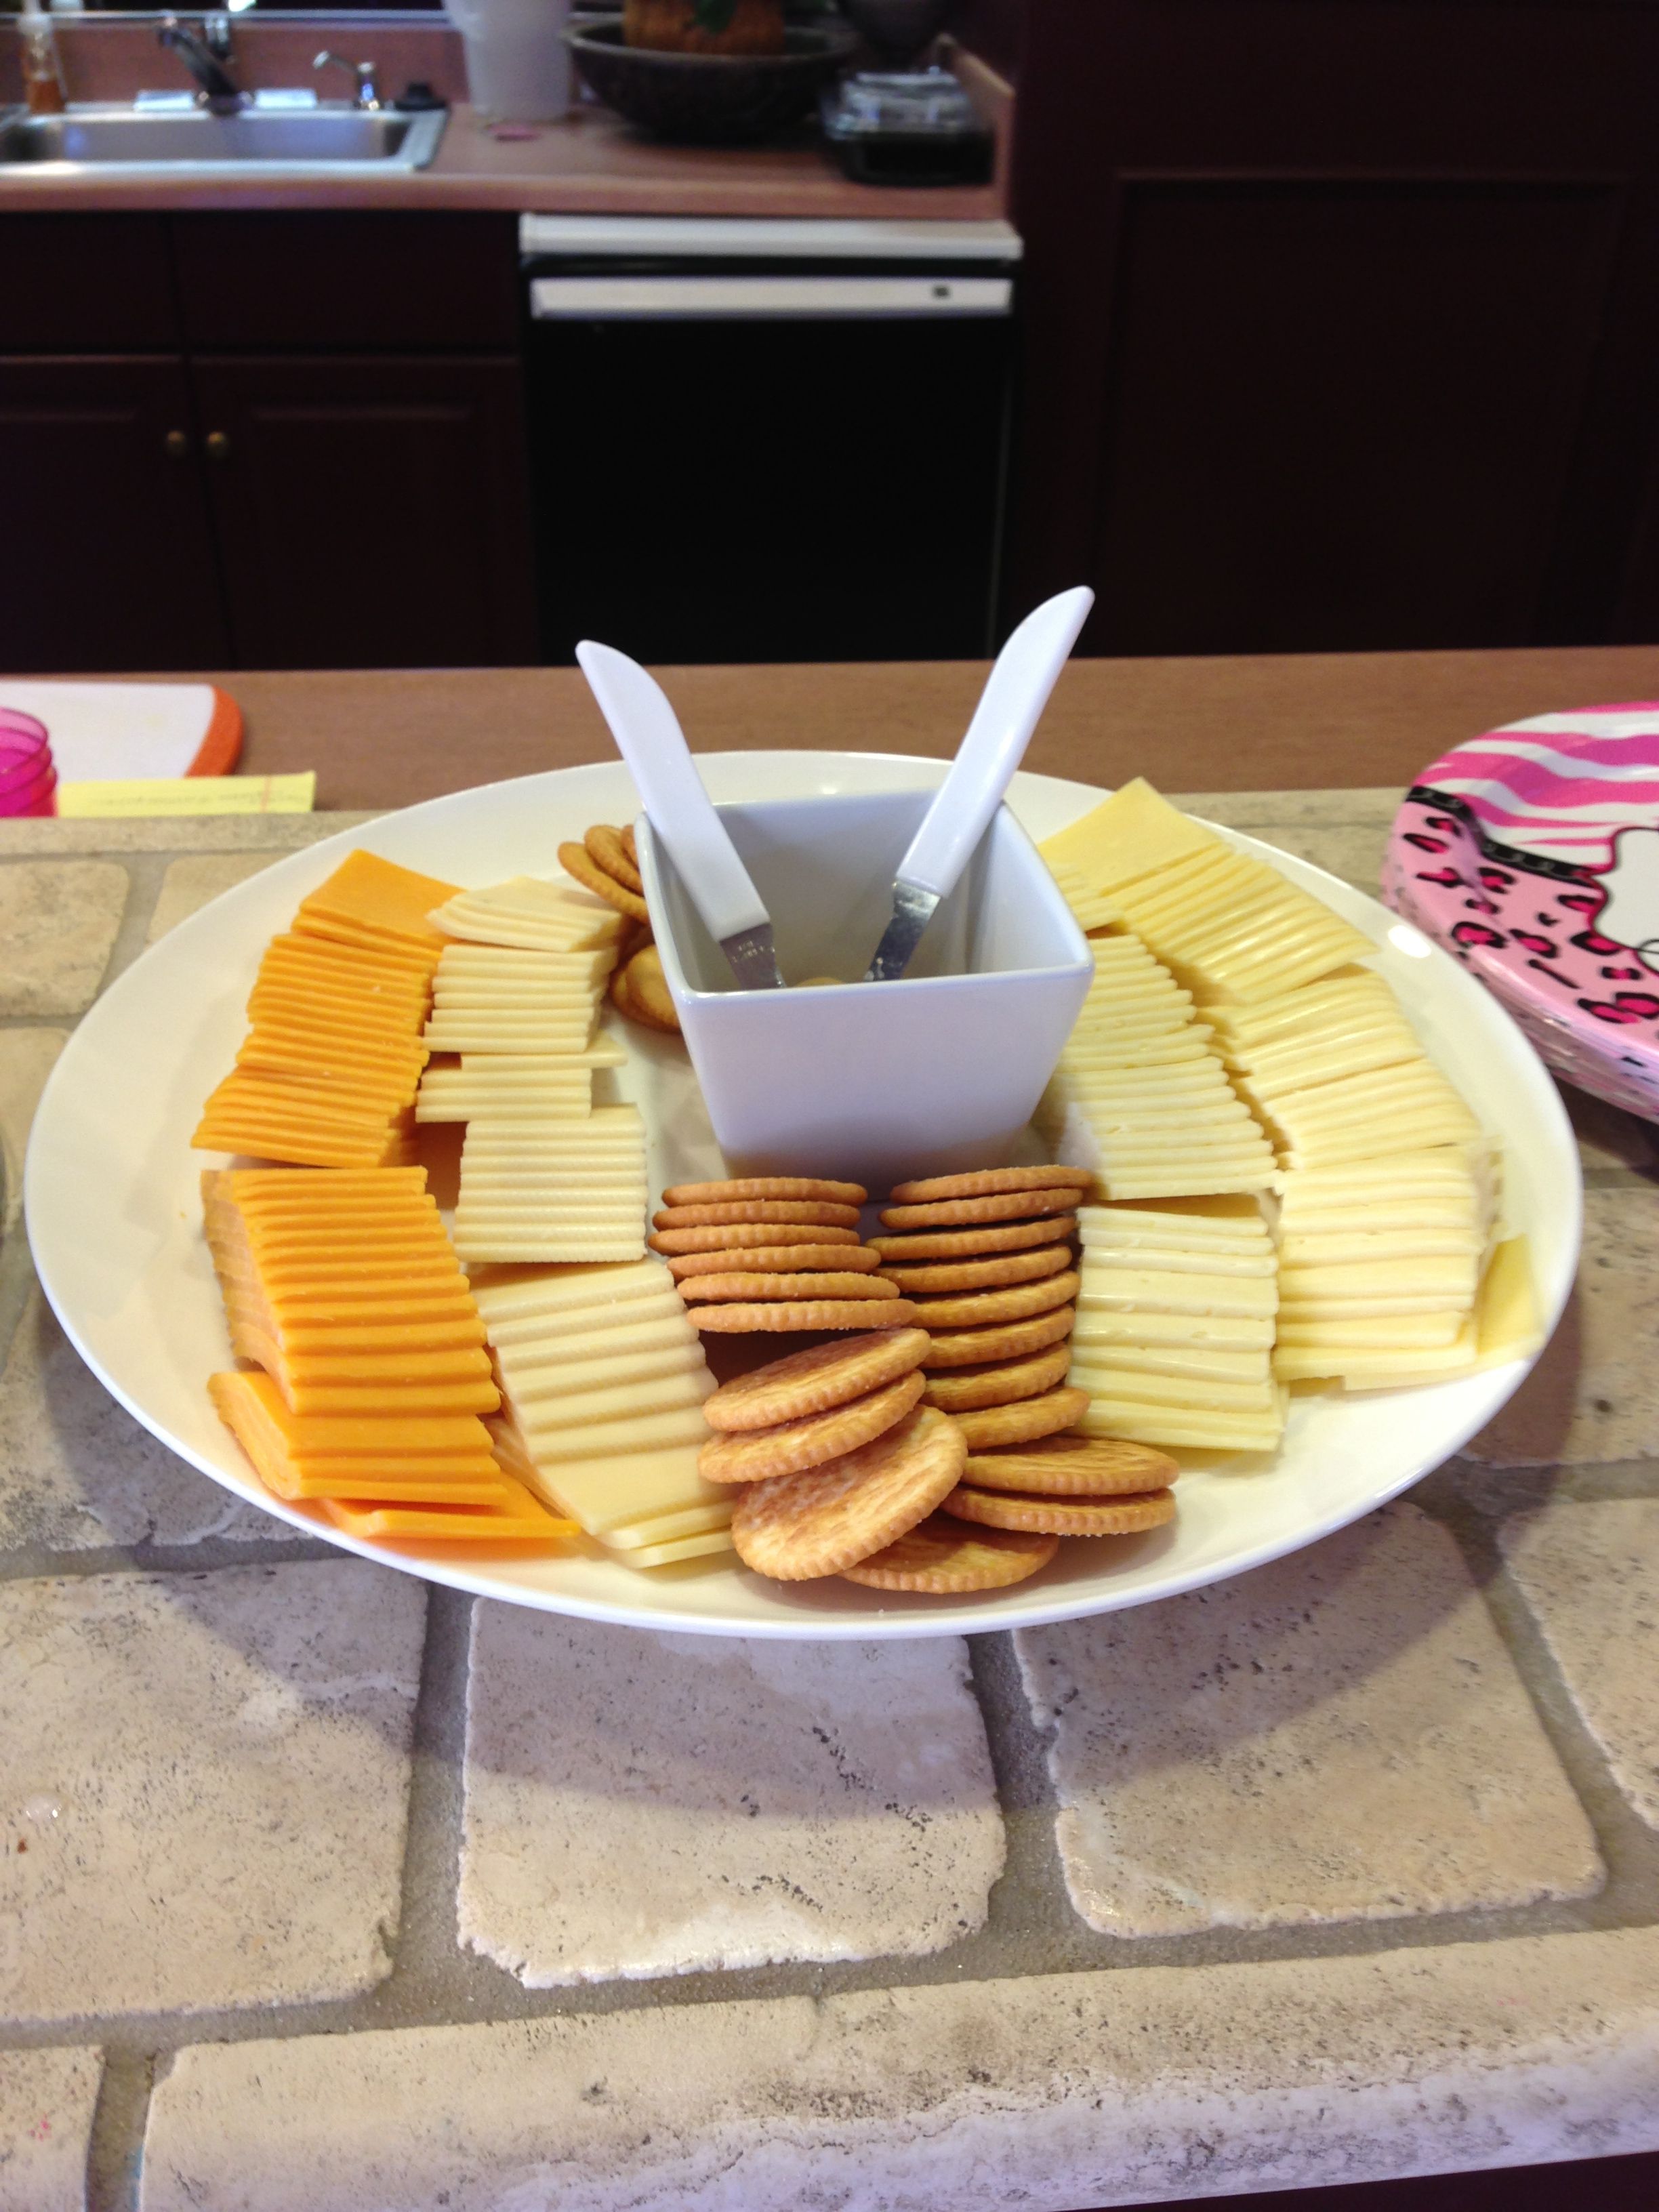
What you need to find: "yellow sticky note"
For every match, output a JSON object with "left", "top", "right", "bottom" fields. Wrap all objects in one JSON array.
[{"left": 55, "top": 773, "right": 316, "bottom": 819}]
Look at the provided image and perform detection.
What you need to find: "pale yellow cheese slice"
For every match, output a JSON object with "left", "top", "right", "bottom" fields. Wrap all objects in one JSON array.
[
  {"left": 1078, "top": 1267, "right": 1278, "bottom": 1319},
  {"left": 615, "top": 1530, "right": 737, "bottom": 1567},
  {"left": 1275, "top": 1312, "right": 1465, "bottom": 1348},
  {"left": 1039, "top": 777, "right": 1220, "bottom": 893},
  {"left": 493, "top": 1311, "right": 699, "bottom": 1373},
  {"left": 602, "top": 1502, "right": 735, "bottom": 1549},
  {"left": 1071, "top": 1339, "right": 1270, "bottom": 1383},
  {"left": 520, "top": 1443, "right": 725, "bottom": 1533},
  {"left": 526, "top": 1406, "right": 717, "bottom": 1462},
  {"left": 499, "top": 1344, "right": 705, "bottom": 1404},
  {"left": 1072, "top": 1307, "right": 1275, "bottom": 1350},
  {"left": 1068, "top": 1361, "right": 1276, "bottom": 1412},
  {"left": 513, "top": 1370, "right": 714, "bottom": 1433},
  {"left": 1078, "top": 1399, "right": 1286, "bottom": 1450}
]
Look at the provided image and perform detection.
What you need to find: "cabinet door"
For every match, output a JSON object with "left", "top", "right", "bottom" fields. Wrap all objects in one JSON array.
[
  {"left": 1008, "top": 0, "right": 1659, "bottom": 653},
  {"left": 190, "top": 357, "right": 536, "bottom": 671},
  {"left": 0, "top": 357, "right": 229, "bottom": 675}
]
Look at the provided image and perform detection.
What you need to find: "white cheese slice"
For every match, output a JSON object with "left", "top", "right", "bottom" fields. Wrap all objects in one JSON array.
[
  {"left": 471, "top": 1261, "right": 672, "bottom": 1323},
  {"left": 514, "top": 1442, "right": 723, "bottom": 1532},
  {"left": 497, "top": 1343, "right": 706, "bottom": 1402},
  {"left": 526, "top": 1406, "right": 714, "bottom": 1461},
  {"left": 1078, "top": 1400, "right": 1286, "bottom": 1450},
  {"left": 493, "top": 1311, "right": 699, "bottom": 1374},
  {"left": 1078, "top": 1267, "right": 1278, "bottom": 1317},
  {"left": 1068, "top": 1363, "right": 1276, "bottom": 1411},
  {"left": 514, "top": 1370, "right": 714, "bottom": 1433},
  {"left": 1072, "top": 1307, "right": 1275, "bottom": 1349},
  {"left": 602, "top": 1502, "right": 733, "bottom": 1547}
]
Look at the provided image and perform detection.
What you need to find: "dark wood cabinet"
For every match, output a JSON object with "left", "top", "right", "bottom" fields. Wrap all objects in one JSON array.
[
  {"left": 0, "top": 355, "right": 230, "bottom": 674},
  {"left": 1003, "top": 0, "right": 1659, "bottom": 655},
  {"left": 191, "top": 355, "right": 535, "bottom": 670},
  {"left": 0, "top": 213, "right": 533, "bottom": 676}
]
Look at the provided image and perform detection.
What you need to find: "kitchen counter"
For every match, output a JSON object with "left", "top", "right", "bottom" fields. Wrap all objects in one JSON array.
[
  {"left": 0, "top": 24, "right": 1008, "bottom": 219},
  {"left": 3, "top": 652, "right": 1659, "bottom": 2210},
  {"left": 143, "top": 640, "right": 1659, "bottom": 810}
]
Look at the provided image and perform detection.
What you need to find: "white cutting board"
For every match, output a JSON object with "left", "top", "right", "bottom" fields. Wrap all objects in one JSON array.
[{"left": 0, "top": 681, "right": 242, "bottom": 783}]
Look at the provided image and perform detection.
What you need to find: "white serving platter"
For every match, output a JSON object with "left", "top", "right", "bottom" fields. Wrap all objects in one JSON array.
[{"left": 24, "top": 752, "right": 1581, "bottom": 1638}]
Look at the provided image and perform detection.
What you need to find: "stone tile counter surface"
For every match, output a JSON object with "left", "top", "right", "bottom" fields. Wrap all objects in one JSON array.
[{"left": 2, "top": 790, "right": 1658, "bottom": 2211}]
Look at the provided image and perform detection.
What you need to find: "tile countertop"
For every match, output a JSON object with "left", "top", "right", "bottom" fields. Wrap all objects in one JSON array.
[{"left": 3, "top": 762, "right": 1659, "bottom": 2209}]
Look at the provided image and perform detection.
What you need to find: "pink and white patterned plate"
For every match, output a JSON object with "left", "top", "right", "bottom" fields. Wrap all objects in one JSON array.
[{"left": 1384, "top": 705, "right": 1659, "bottom": 1120}]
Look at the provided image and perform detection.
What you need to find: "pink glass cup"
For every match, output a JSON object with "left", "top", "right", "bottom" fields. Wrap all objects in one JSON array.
[{"left": 0, "top": 709, "right": 56, "bottom": 817}]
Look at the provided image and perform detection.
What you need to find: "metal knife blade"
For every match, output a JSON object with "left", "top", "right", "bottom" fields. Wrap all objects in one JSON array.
[
  {"left": 720, "top": 921, "right": 786, "bottom": 992},
  {"left": 863, "top": 882, "right": 940, "bottom": 983}
]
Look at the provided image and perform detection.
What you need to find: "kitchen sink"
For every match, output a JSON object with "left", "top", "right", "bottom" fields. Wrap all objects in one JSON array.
[{"left": 0, "top": 102, "right": 447, "bottom": 176}]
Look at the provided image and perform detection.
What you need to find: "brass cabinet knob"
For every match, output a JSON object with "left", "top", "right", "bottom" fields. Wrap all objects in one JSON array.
[
  {"left": 205, "top": 430, "right": 232, "bottom": 462},
  {"left": 163, "top": 428, "right": 190, "bottom": 460}
]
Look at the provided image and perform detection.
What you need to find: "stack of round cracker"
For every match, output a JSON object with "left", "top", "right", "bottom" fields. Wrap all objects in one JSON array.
[
  {"left": 872, "top": 1166, "right": 1091, "bottom": 1429},
  {"left": 651, "top": 1178, "right": 918, "bottom": 1333},
  {"left": 703, "top": 1330, "right": 1059, "bottom": 1593},
  {"left": 874, "top": 1164, "right": 1181, "bottom": 1551},
  {"left": 557, "top": 823, "right": 680, "bottom": 1033}
]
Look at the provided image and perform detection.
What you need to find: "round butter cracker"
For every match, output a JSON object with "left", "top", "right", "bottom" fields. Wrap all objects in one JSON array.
[
  {"left": 731, "top": 1405, "right": 966, "bottom": 1580},
  {"left": 678, "top": 1271, "right": 899, "bottom": 1303},
  {"left": 558, "top": 840, "right": 650, "bottom": 921},
  {"left": 921, "top": 1344, "right": 1074, "bottom": 1412},
  {"left": 663, "top": 1176, "right": 866, "bottom": 1207},
  {"left": 886, "top": 1164, "right": 1095, "bottom": 1204},
  {"left": 867, "top": 1216, "right": 1077, "bottom": 1263},
  {"left": 941, "top": 1484, "right": 1176, "bottom": 1537},
  {"left": 949, "top": 1385, "right": 1091, "bottom": 1449},
  {"left": 669, "top": 1243, "right": 881, "bottom": 1280},
  {"left": 878, "top": 1244, "right": 1072, "bottom": 1294},
  {"left": 654, "top": 1199, "right": 862, "bottom": 1231},
  {"left": 880, "top": 1187, "right": 1084, "bottom": 1231},
  {"left": 698, "top": 1372, "right": 925, "bottom": 1483},
  {"left": 920, "top": 1303, "right": 1076, "bottom": 1369},
  {"left": 963, "top": 1433, "right": 1178, "bottom": 1496},
  {"left": 703, "top": 1327, "right": 932, "bottom": 1430},
  {"left": 583, "top": 823, "right": 643, "bottom": 895},
  {"left": 650, "top": 1222, "right": 863, "bottom": 1256},
  {"left": 909, "top": 1269, "right": 1079, "bottom": 1330},
  {"left": 840, "top": 1515, "right": 1057, "bottom": 1593},
  {"left": 689, "top": 1298, "right": 919, "bottom": 1333}
]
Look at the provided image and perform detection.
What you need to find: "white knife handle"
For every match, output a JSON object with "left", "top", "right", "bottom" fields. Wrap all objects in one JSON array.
[
  {"left": 575, "top": 640, "right": 771, "bottom": 943},
  {"left": 895, "top": 586, "right": 1094, "bottom": 901}
]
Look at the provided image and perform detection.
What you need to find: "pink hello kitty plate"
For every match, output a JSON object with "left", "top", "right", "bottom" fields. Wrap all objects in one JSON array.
[{"left": 1386, "top": 705, "right": 1659, "bottom": 1122}]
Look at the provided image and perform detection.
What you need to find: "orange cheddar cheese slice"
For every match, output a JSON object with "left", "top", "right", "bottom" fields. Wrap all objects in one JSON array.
[
  {"left": 319, "top": 1472, "right": 577, "bottom": 1542},
  {"left": 195, "top": 854, "right": 453, "bottom": 1166},
  {"left": 208, "top": 1374, "right": 494, "bottom": 1458},
  {"left": 208, "top": 1372, "right": 504, "bottom": 1501},
  {"left": 264, "top": 926, "right": 437, "bottom": 978},
  {"left": 282, "top": 1374, "right": 500, "bottom": 1417},
  {"left": 216, "top": 1167, "right": 430, "bottom": 1201},
  {"left": 295, "top": 849, "right": 459, "bottom": 943}
]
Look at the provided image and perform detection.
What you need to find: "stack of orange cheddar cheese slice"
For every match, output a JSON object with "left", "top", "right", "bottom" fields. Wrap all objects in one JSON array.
[
  {"left": 203, "top": 1166, "right": 576, "bottom": 1544},
  {"left": 194, "top": 851, "right": 460, "bottom": 1169}
]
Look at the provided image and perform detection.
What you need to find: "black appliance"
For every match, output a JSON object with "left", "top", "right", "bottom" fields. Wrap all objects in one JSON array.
[{"left": 520, "top": 213, "right": 1021, "bottom": 664}]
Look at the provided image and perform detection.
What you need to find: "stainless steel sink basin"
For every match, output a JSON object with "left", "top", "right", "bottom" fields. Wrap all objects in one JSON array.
[{"left": 0, "top": 102, "right": 447, "bottom": 176}]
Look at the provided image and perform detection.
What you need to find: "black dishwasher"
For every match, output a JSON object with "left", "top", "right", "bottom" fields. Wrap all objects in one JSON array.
[{"left": 520, "top": 215, "right": 1021, "bottom": 665}]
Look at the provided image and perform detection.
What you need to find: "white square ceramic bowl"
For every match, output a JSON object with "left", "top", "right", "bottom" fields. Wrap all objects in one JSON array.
[{"left": 635, "top": 788, "right": 1092, "bottom": 1193}]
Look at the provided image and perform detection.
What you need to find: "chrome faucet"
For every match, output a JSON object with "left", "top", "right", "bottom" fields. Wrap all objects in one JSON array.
[
  {"left": 313, "top": 52, "right": 383, "bottom": 112},
  {"left": 157, "top": 16, "right": 244, "bottom": 114}
]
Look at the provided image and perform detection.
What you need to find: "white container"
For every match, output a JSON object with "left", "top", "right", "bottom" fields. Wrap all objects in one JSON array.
[
  {"left": 637, "top": 788, "right": 1093, "bottom": 1193},
  {"left": 446, "top": 0, "right": 570, "bottom": 123}
]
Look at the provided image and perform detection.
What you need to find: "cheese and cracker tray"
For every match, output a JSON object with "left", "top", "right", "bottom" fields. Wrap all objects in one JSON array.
[
  {"left": 24, "top": 752, "right": 1580, "bottom": 1637},
  {"left": 132, "top": 771, "right": 1549, "bottom": 1614}
]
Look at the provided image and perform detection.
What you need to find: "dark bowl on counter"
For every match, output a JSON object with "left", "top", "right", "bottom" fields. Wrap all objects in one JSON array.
[{"left": 565, "top": 20, "right": 859, "bottom": 144}]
